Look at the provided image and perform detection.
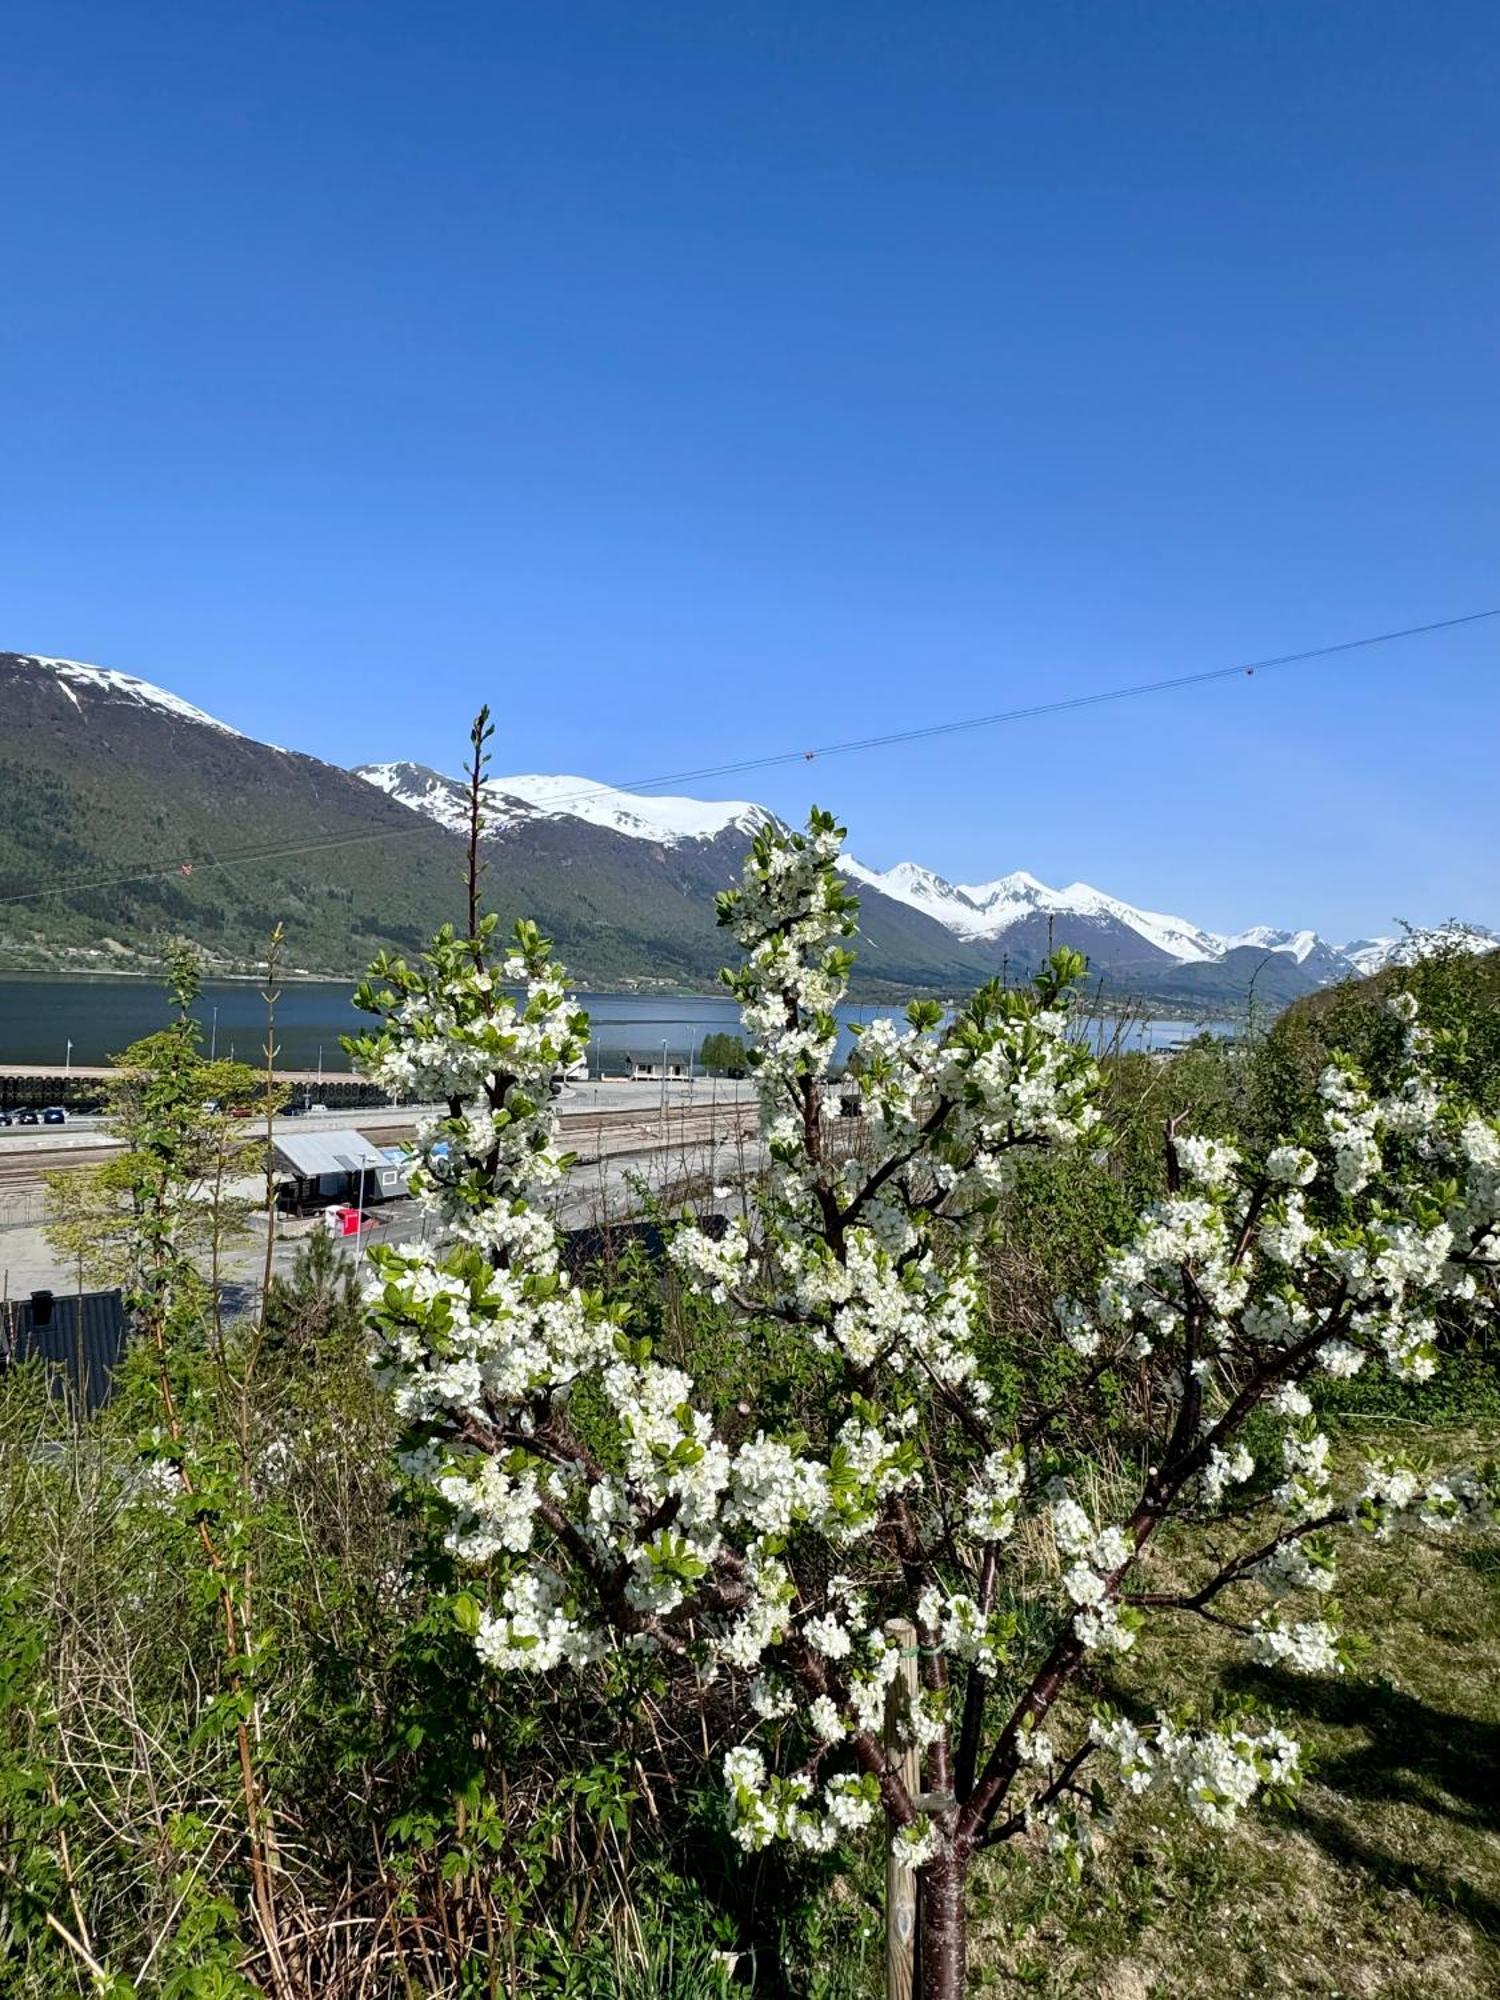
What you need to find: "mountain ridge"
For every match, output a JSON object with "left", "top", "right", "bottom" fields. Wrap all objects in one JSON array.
[
  {"left": 3, "top": 650, "right": 1493, "bottom": 1007},
  {"left": 358, "top": 757, "right": 1499, "bottom": 1002},
  {"left": 0, "top": 653, "right": 993, "bottom": 997}
]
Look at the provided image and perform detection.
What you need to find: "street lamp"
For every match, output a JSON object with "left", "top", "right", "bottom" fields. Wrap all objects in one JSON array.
[
  {"left": 64, "top": 1039, "right": 73, "bottom": 1075},
  {"left": 210, "top": 1006, "right": 218, "bottom": 1060}
]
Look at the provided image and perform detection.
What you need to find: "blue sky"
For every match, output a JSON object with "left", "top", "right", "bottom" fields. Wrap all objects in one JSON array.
[{"left": 4, "top": 1, "right": 1496, "bottom": 940}]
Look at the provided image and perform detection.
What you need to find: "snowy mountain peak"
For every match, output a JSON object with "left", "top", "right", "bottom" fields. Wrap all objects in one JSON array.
[
  {"left": 356, "top": 762, "right": 772, "bottom": 849},
  {"left": 357, "top": 762, "right": 473, "bottom": 835},
  {"left": 850, "top": 857, "right": 1224, "bottom": 964},
  {"left": 488, "top": 773, "right": 772, "bottom": 846},
  {"left": 359, "top": 761, "right": 1495, "bottom": 988},
  {"left": 11, "top": 653, "right": 247, "bottom": 738},
  {"left": 843, "top": 858, "right": 979, "bottom": 927},
  {"left": 1222, "top": 926, "right": 1325, "bottom": 964},
  {"left": 960, "top": 869, "right": 1049, "bottom": 900},
  {"left": 1343, "top": 924, "right": 1500, "bottom": 977}
]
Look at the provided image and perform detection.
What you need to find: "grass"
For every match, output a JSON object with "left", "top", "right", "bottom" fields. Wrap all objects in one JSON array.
[{"left": 965, "top": 1422, "right": 1500, "bottom": 1999}]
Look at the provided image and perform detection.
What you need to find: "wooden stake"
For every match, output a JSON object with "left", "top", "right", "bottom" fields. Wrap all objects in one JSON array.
[{"left": 884, "top": 1617, "right": 920, "bottom": 2000}]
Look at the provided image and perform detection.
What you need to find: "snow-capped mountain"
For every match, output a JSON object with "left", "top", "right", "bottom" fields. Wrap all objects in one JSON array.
[
  {"left": 844, "top": 860, "right": 1224, "bottom": 964},
  {"left": 1342, "top": 925, "right": 1500, "bottom": 977},
  {"left": 4, "top": 647, "right": 1493, "bottom": 1001},
  {"left": 358, "top": 753, "right": 1496, "bottom": 995},
  {"left": 9, "top": 652, "right": 249, "bottom": 738},
  {"left": 1221, "top": 926, "right": 1322, "bottom": 962},
  {"left": 846, "top": 857, "right": 1262, "bottom": 969},
  {"left": 837, "top": 855, "right": 1498, "bottom": 987},
  {"left": 964, "top": 875, "right": 1223, "bottom": 963},
  {"left": 357, "top": 761, "right": 771, "bottom": 848}
]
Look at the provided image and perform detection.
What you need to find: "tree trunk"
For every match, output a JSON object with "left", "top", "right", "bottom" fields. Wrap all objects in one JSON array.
[{"left": 917, "top": 1846, "right": 967, "bottom": 2000}]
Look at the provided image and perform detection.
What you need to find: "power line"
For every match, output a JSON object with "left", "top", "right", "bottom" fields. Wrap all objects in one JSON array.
[
  {"left": 2, "top": 606, "right": 1494, "bottom": 909},
  {"left": 572, "top": 607, "right": 1500, "bottom": 797}
]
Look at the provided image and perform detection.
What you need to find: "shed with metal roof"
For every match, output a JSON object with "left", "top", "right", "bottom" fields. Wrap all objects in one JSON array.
[
  {"left": 1, "top": 1288, "right": 129, "bottom": 1413},
  {"left": 272, "top": 1129, "right": 409, "bottom": 1211}
]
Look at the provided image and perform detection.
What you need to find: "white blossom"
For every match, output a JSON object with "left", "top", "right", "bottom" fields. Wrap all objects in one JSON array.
[{"left": 1247, "top": 1615, "right": 1343, "bottom": 1675}]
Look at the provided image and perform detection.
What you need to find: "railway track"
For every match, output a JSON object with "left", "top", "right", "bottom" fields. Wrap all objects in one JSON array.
[
  {"left": 0, "top": 1142, "right": 125, "bottom": 1187},
  {"left": 0, "top": 1101, "right": 759, "bottom": 1190}
]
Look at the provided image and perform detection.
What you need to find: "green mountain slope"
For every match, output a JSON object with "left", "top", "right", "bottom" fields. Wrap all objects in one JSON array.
[{"left": 0, "top": 654, "right": 993, "bottom": 995}]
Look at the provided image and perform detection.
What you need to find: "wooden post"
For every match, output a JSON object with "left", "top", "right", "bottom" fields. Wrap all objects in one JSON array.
[{"left": 884, "top": 1616, "right": 920, "bottom": 2000}]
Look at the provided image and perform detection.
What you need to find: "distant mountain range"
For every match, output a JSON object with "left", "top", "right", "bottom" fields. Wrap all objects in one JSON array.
[
  {"left": 2, "top": 651, "right": 1493, "bottom": 1011},
  {"left": 360, "top": 757, "right": 1496, "bottom": 1007}
]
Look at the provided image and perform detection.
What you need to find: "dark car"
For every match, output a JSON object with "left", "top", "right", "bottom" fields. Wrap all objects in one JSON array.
[
  {"left": 14, "top": 1107, "right": 40, "bottom": 1125},
  {"left": 0, "top": 1111, "right": 13, "bottom": 1127},
  {"left": 42, "top": 1107, "right": 68, "bottom": 1125}
]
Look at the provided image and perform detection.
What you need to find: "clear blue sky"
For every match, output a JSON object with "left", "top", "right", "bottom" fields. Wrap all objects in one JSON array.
[{"left": 4, "top": 1, "right": 1496, "bottom": 940}]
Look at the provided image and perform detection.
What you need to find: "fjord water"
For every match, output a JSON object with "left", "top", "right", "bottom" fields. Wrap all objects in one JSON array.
[{"left": 0, "top": 974, "right": 1229, "bottom": 1074}]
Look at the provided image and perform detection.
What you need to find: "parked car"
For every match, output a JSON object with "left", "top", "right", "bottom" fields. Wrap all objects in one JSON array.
[
  {"left": 42, "top": 1107, "right": 68, "bottom": 1125},
  {"left": 14, "top": 1107, "right": 40, "bottom": 1125},
  {"left": 0, "top": 1111, "right": 13, "bottom": 1127}
]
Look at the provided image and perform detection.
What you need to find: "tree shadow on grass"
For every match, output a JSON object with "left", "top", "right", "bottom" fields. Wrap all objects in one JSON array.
[
  {"left": 1288, "top": 1800, "right": 1500, "bottom": 1942},
  {"left": 1222, "top": 1662, "right": 1500, "bottom": 1938}
]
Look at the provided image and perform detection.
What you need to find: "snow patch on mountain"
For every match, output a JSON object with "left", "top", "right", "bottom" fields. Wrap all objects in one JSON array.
[
  {"left": 1343, "top": 925, "right": 1500, "bottom": 976},
  {"left": 846, "top": 857, "right": 1223, "bottom": 962},
  {"left": 15, "top": 654, "right": 247, "bottom": 738},
  {"left": 487, "top": 774, "right": 770, "bottom": 845},
  {"left": 358, "top": 763, "right": 473, "bottom": 835},
  {"left": 358, "top": 762, "right": 771, "bottom": 848},
  {"left": 1221, "top": 926, "right": 1324, "bottom": 964}
]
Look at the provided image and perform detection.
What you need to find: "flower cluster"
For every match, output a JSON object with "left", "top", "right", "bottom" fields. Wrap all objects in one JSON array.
[
  {"left": 1090, "top": 1713, "right": 1301, "bottom": 1829},
  {"left": 723, "top": 1744, "right": 880, "bottom": 1854},
  {"left": 1247, "top": 1614, "right": 1345, "bottom": 1675},
  {"left": 1052, "top": 1497, "right": 1139, "bottom": 1653},
  {"left": 350, "top": 919, "right": 591, "bottom": 1262},
  {"left": 1275, "top": 1427, "right": 1332, "bottom": 1517},
  {"left": 1058, "top": 991, "right": 1499, "bottom": 1422},
  {"left": 1355, "top": 1461, "right": 1498, "bottom": 1540}
]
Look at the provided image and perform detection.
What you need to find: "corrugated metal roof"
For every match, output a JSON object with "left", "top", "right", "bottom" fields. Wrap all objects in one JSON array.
[
  {"left": 3, "top": 1290, "right": 129, "bottom": 1413},
  {"left": 273, "top": 1129, "right": 390, "bottom": 1178}
]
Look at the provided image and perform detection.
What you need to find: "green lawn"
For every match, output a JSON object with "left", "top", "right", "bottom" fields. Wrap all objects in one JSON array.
[{"left": 967, "top": 1425, "right": 1500, "bottom": 1999}]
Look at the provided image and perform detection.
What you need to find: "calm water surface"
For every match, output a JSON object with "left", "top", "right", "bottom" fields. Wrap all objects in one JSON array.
[{"left": 0, "top": 974, "right": 1231, "bottom": 1072}]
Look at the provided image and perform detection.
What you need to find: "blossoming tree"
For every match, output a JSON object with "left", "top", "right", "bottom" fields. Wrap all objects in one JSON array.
[{"left": 350, "top": 785, "right": 1498, "bottom": 2000}]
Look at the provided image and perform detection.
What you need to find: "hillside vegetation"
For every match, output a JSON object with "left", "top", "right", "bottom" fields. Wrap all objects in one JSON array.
[
  {"left": 2, "top": 660, "right": 1000, "bottom": 996},
  {"left": 0, "top": 655, "right": 991, "bottom": 995}
]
